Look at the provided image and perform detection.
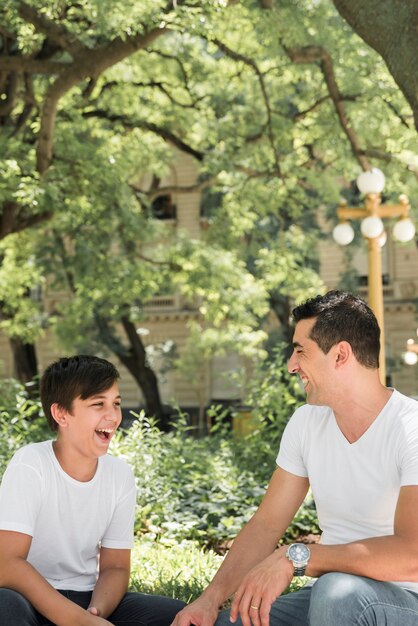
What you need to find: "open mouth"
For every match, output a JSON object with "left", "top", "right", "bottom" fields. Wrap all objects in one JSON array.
[
  {"left": 297, "top": 376, "right": 308, "bottom": 392},
  {"left": 95, "top": 428, "right": 114, "bottom": 442}
]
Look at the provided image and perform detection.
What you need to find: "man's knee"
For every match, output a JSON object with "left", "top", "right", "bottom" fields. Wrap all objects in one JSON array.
[
  {"left": 0, "top": 588, "right": 36, "bottom": 626},
  {"left": 308, "top": 573, "right": 373, "bottom": 624}
]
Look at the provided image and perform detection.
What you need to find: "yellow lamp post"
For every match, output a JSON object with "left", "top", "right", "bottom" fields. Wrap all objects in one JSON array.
[{"left": 333, "top": 168, "right": 416, "bottom": 385}]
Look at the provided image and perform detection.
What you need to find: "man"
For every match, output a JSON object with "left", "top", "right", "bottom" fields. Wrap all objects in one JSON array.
[
  {"left": 0, "top": 355, "right": 184, "bottom": 626},
  {"left": 172, "top": 291, "right": 418, "bottom": 626}
]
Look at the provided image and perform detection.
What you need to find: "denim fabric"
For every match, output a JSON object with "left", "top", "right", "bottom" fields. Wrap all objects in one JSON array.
[
  {"left": 0, "top": 588, "right": 185, "bottom": 626},
  {"left": 215, "top": 574, "right": 418, "bottom": 626}
]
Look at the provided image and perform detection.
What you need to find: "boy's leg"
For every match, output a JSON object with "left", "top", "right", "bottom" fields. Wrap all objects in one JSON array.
[
  {"left": 0, "top": 588, "right": 40, "bottom": 626},
  {"left": 214, "top": 586, "right": 312, "bottom": 626},
  {"left": 108, "top": 592, "right": 186, "bottom": 626},
  {"left": 309, "top": 573, "right": 418, "bottom": 626}
]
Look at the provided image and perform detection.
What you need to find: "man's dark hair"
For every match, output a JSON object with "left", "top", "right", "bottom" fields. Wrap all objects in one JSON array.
[
  {"left": 40, "top": 355, "right": 120, "bottom": 432},
  {"left": 292, "top": 290, "right": 380, "bottom": 369}
]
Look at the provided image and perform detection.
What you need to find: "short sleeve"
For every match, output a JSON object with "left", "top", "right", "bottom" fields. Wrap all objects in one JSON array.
[
  {"left": 0, "top": 462, "right": 43, "bottom": 536},
  {"left": 101, "top": 467, "right": 136, "bottom": 549},
  {"left": 276, "top": 409, "right": 309, "bottom": 478},
  {"left": 399, "top": 413, "right": 418, "bottom": 487}
]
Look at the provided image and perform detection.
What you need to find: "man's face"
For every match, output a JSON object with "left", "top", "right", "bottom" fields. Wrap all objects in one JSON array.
[
  {"left": 288, "top": 318, "right": 334, "bottom": 406},
  {"left": 61, "top": 382, "right": 122, "bottom": 458}
]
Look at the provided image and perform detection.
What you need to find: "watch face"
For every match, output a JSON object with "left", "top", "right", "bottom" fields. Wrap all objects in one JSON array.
[{"left": 288, "top": 544, "right": 310, "bottom": 564}]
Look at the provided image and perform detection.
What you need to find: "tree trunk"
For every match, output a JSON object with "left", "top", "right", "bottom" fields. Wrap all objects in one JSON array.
[
  {"left": 332, "top": 0, "right": 418, "bottom": 131},
  {"left": 94, "top": 313, "right": 168, "bottom": 430},
  {"left": 9, "top": 337, "right": 38, "bottom": 385},
  {"left": 269, "top": 292, "right": 294, "bottom": 353},
  {"left": 119, "top": 316, "right": 168, "bottom": 430}
]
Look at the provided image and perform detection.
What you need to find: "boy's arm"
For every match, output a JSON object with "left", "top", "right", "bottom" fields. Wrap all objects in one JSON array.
[
  {"left": 0, "top": 530, "right": 112, "bottom": 626},
  {"left": 88, "top": 547, "right": 131, "bottom": 618}
]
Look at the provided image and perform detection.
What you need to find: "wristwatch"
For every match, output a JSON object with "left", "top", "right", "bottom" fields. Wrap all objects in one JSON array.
[{"left": 286, "top": 543, "right": 311, "bottom": 576}]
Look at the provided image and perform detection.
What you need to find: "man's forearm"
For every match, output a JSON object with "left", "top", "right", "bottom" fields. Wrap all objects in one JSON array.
[
  {"left": 308, "top": 536, "right": 418, "bottom": 582},
  {"left": 201, "top": 514, "right": 283, "bottom": 607},
  {"left": 89, "top": 567, "right": 130, "bottom": 618}
]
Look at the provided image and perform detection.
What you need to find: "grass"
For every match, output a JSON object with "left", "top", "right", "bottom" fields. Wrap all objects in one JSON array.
[
  {"left": 129, "top": 535, "right": 311, "bottom": 603},
  {"left": 129, "top": 536, "right": 223, "bottom": 603}
]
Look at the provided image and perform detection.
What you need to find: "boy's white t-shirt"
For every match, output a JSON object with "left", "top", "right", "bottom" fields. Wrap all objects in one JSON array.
[
  {"left": 0, "top": 440, "right": 136, "bottom": 591},
  {"left": 276, "top": 389, "right": 418, "bottom": 593}
]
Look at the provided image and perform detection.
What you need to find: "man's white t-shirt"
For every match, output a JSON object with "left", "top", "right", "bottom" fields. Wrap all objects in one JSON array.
[
  {"left": 0, "top": 440, "right": 136, "bottom": 591},
  {"left": 276, "top": 389, "right": 418, "bottom": 593}
]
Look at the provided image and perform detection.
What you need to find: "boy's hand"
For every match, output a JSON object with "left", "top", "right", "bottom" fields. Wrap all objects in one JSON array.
[
  {"left": 87, "top": 607, "right": 100, "bottom": 616},
  {"left": 83, "top": 611, "right": 113, "bottom": 626}
]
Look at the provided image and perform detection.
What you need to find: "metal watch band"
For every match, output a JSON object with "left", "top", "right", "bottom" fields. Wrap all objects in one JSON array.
[{"left": 293, "top": 565, "right": 307, "bottom": 576}]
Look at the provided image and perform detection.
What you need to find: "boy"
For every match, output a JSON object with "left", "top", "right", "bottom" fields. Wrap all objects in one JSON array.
[{"left": 0, "top": 355, "right": 184, "bottom": 626}]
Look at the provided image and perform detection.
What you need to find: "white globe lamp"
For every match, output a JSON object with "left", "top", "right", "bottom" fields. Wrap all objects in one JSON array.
[
  {"left": 393, "top": 218, "right": 416, "bottom": 243},
  {"left": 357, "top": 168, "right": 386, "bottom": 195},
  {"left": 360, "top": 216, "right": 384, "bottom": 239},
  {"left": 404, "top": 351, "right": 418, "bottom": 366},
  {"left": 333, "top": 222, "right": 355, "bottom": 246}
]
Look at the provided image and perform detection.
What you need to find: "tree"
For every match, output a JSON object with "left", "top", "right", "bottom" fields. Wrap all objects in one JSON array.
[
  {"left": 332, "top": 0, "right": 418, "bottom": 132},
  {"left": 1, "top": 0, "right": 417, "bottom": 423}
]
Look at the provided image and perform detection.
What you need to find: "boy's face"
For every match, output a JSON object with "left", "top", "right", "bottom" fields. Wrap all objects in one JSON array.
[{"left": 55, "top": 382, "right": 122, "bottom": 458}]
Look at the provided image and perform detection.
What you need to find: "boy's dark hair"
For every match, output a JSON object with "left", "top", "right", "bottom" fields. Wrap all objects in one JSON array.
[
  {"left": 40, "top": 355, "right": 120, "bottom": 431},
  {"left": 292, "top": 290, "right": 380, "bottom": 369}
]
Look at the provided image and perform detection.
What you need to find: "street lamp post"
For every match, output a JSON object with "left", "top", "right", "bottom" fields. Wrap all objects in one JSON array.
[{"left": 332, "top": 168, "right": 416, "bottom": 385}]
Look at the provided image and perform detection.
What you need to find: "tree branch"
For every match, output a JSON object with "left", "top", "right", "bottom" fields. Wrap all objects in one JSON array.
[
  {"left": 18, "top": 1, "right": 87, "bottom": 57},
  {"left": 36, "top": 26, "right": 168, "bottom": 174},
  {"left": 83, "top": 108, "right": 205, "bottom": 161},
  {"left": 0, "top": 201, "right": 53, "bottom": 240},
  {"left": 212, "top": 37, "right": 282, "bottom": 176},
  {"left": 285, "top": 45, "right": 371, "bottom": 171}
]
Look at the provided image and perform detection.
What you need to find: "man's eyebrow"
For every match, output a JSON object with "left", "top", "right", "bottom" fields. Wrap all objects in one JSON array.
[{"left": 292, "top": 341, "right": 303, "bottom": 348}]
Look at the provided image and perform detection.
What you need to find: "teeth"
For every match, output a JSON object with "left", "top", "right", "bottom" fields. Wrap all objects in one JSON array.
[{"left": 96, "top": 428, "right": 113, "bottom": 433}]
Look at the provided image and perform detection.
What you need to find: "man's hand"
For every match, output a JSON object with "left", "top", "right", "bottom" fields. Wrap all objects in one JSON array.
[
  {"left": 170, "top": 595, "right": 220, "bottom": 626},
  {"left": 230, "top": 547, "right": 294, "bottom": 626}
]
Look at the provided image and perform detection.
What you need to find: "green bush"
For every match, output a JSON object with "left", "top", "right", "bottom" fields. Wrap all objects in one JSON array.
[
  {"left": 111, "top": 413, "right": 320, "bottom": 550},
  {"left": 0, "top": 379, "right": 50, "bottom": 477}
]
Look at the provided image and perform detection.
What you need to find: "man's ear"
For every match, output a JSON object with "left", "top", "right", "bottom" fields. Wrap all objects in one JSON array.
[
  {"left": 334, "top": 341, "right": 352, "bottom": 367},
  {"left": 50, "top": 403, "right": 69, "bottom": 429}
]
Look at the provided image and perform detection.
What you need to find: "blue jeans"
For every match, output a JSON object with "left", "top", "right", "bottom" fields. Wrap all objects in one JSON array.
[
  {"left": 0, "top": 588, "right": 185, "bottom": 626},
  {"left": 215, "top": 574, "right": 418, "bottom": 626}
]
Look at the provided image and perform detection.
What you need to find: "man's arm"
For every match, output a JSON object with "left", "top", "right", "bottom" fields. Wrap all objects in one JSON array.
[
  {"left": 232, "top": 485, "right": 418, "bottom": 626},
  {"left": 308, "top": 484, "right": 418, "bottom": 580},
  {"left": 0, "top": 530, "right": 112, "bottom": 626},
  {"left": 87, "top": 547, "right": 131, "bottom": 618},
  {"left": 171, "top": 467, "right": 309, "bottom": 626}
]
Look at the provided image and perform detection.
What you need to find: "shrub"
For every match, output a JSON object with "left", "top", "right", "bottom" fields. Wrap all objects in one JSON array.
[
  {"left": 0, "top": 379, "right": 49, "bottom": 477},
  {"left": 111, "top": 412, "right": 320, "bottom": 550}
]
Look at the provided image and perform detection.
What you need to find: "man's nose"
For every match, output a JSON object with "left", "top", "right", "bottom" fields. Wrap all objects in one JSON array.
[{"left": 287, "top": 352, "right": 299, "bottom": 374}]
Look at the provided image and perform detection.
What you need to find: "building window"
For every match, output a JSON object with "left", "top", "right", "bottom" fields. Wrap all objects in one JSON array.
[{"left": 151, "top": 194, "right": 177, "bottom": 220}]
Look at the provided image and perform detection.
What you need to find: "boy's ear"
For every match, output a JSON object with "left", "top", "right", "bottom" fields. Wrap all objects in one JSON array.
[{"left": 50, "top": 403, "right": 69, "bottom": 428}]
